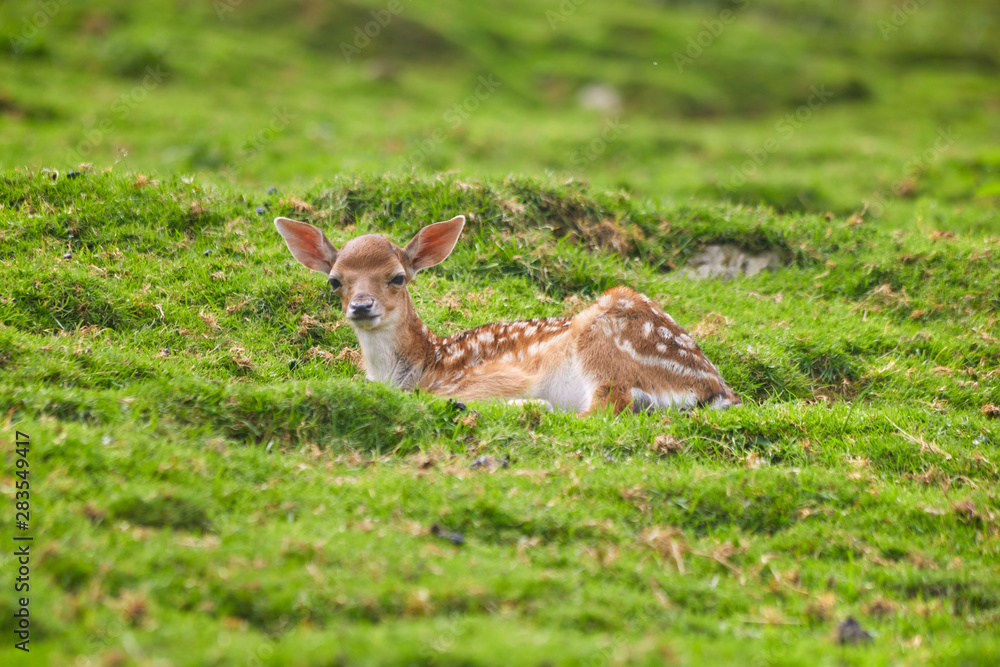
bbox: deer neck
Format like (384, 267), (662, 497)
(350, 293), (439, 390)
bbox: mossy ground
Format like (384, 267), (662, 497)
(2, 0), (999, 665)
(1, 170), (998, 666)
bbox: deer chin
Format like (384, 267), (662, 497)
(347, 314), (383, 330)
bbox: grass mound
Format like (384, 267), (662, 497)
(0, 170), (998, 664)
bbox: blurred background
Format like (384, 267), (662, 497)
(2, 0), (998, 223)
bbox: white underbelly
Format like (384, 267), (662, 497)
(530, 353), (595, 412)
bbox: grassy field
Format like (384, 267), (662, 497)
(2, 0), (999, 215)
(2, 0), (1000, 665)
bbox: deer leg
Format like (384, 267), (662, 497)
(443, 363), (532, 402)
(580, 382), (633, 417)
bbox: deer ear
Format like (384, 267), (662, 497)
(274, 217), (338, 274)
(403, 215), (465, 275)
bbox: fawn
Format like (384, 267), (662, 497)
(274, 214), (740, 414)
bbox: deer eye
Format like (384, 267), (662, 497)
(389, 274), (405, 287)
(328, 277), (342, 290)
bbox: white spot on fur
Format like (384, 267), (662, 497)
(613, 337), (718, 381)
(642, 321), (653, 337)
(630, 387), (697, 411)
(711, 394), (737, 409)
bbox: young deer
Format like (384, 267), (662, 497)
(274, 215), (740, 414)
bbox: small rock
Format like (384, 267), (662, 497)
(682, 244), (784, 281)
(62, 252), (72, 259)
(836, 617), (873, 645)
(67, 171), (81, 179)
(448, 398), (468, 412)
(430, 523), (464, 546)
(577, 83), (622, 113)
(254, 207), (266, 215)
(470, 454), (510, 471)
(267, 187), (278, 195)
(203, 249), (212, 256)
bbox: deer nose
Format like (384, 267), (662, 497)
(348, 296), (376, 318)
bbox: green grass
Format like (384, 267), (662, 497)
(1, 170), (998, 666)
(1, 0), (1000, 664)
(2, 0), (999, 218)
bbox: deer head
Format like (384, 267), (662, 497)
(274, 215), (465, 331)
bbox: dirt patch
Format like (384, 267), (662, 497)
(556, 217), (644, 255)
